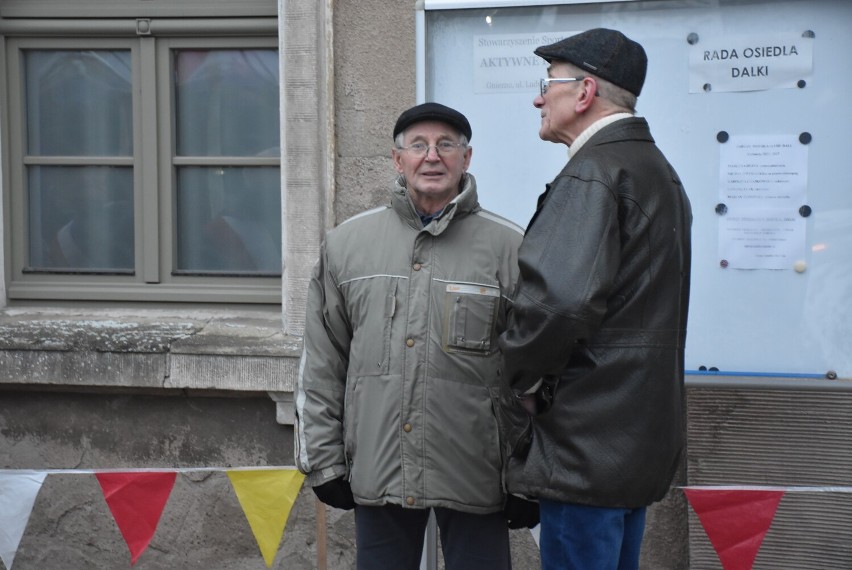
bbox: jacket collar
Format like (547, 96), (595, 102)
(576, 115), (654, 155)
(569, 112), (634, 158)
(391, 173), (480, 235)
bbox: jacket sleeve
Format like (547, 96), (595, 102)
(294, 241), (352, 486)
(498, 172), (620, 394)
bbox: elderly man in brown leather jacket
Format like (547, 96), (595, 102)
(498, 28), (692, 570)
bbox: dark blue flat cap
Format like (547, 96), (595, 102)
(534, 28), (647, 97)
(393, 102), (472, 141)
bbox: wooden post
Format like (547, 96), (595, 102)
(315, 497), (328, 570)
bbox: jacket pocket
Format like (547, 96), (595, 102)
(442, 283), (500, 355)
(377, 279), (398, 375)
(347, 277), (397, 376)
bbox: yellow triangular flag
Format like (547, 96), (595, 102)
(227, 469), (305, 567)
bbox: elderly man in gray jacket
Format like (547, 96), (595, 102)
(295, 103), (536, 570)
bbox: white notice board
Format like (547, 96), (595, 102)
(422, 0), (852, 378)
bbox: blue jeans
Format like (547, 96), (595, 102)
(355, 504), (511, 570)
(539, 499), (646, 570)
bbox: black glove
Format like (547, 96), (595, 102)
(534, 375), (559, 414)
(504, 494), (539, 529)
(312, 477), (356, 510)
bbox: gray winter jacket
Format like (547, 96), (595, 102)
(295, 173), (523, 514)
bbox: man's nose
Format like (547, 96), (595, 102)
(425, 146), (441, 160)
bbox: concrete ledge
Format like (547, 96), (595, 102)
(0, 349), (168, 388)
(269, 390), (295, 424)
(169, 353), (298, 392)
(0, 314), (200, 352)
(0, 307), (302, 423)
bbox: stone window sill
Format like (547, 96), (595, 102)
(0, 306), (302, 424)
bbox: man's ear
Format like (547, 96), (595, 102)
(575, 77), (598, 113)
(392, 148), (404, 174)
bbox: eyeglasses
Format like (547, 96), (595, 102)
(397, 141), (466, 158)
(540, 76), (585, 96)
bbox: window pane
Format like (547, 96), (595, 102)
(176, 166), (281, 275)
(25, 50), (133, 156)
(175, 49), (280, 156)
(27, 166), (134, 272)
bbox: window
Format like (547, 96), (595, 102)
(2, 18), (281, 303)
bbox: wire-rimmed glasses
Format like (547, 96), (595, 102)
(396, 141), (467, 158)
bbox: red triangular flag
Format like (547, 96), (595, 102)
(684, 488), (784, 570)
(96, 471), (177, 565)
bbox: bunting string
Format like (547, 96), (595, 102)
(2, 474), (847, 570)
(0, 467), (304, 569)
(683, 485), (852, 492)
(681, 485), (852, 570)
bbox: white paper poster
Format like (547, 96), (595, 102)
(473, 32), (574, 94)
(719, 134), (808, 208)
(717, 135), (809, 269)
(718, 208), (806, 270)
(689, 33), (813, 93)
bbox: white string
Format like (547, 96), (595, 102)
(682, 485), (852, 493)
(0, 466), (298, 475)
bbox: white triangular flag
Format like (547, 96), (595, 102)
(0, 472), (47, 570)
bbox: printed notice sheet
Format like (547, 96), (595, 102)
(473, 32), (574, 94)
(718, 208), (806, 269)
(718, 135), (808, 269)
(719, 134), (807, 208)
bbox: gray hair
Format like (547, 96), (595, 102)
(595, 77), (637, 112)
(559, 62), (637, 113)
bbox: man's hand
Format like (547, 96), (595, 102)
(517, 394), (537, 414)
(504, 494), (540, 529)
(312, 477), (356, 510)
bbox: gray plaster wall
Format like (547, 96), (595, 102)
(0, 389), (316, 569)
(332, 0), (415, 225)
(0, 388), (541, 569)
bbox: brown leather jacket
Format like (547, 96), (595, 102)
(498, 117), (692, 508)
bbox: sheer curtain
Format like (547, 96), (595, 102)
(174, 49), (281, 275)
(25, 50), (134, 272)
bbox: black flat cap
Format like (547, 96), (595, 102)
(534, 28), (647, 97)
(393, 102), (472, 141)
